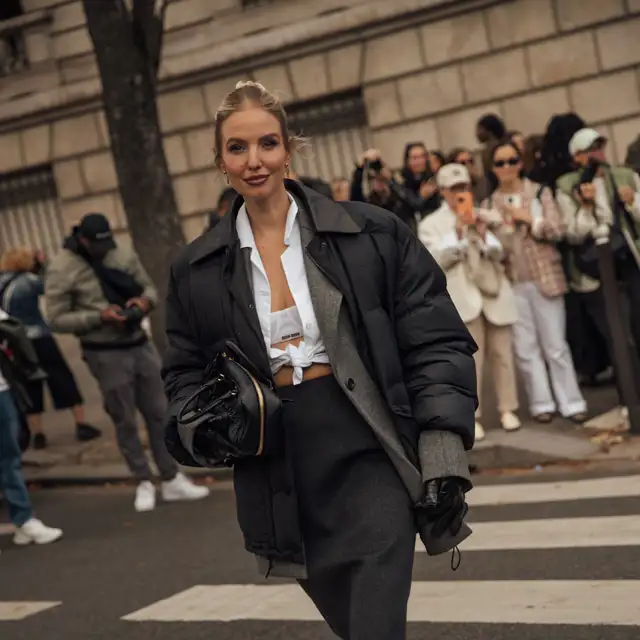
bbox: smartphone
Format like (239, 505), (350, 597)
(455, 192), (475, 224)
(505, 194), (522, 209)
(368, 159), (383, 173)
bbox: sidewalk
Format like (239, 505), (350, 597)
(21, 381), (640, 486)
(20, 407), (227, 486)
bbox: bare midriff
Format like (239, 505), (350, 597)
(273, 362), (333, 387)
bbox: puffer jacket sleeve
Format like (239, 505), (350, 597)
(393, 218), (478, 466)
(160, 261), (208, 467)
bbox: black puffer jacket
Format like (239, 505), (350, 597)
(162, 181), (477, 565)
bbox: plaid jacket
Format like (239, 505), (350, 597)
(481, 179), (568, 298)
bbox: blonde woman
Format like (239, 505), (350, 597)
(0, 247), (100, 448)
(162, 81), (476, 638)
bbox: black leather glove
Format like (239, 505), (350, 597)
(417, 476), (469, 539)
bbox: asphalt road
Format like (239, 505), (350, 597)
(2, 470), (640, 640)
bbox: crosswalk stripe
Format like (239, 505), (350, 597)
(0, 602), (61, 621)
(415, 514), (640, 552)
(468, 475), (640, 506)
(122, 581), (640, 625)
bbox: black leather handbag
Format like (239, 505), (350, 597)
(176, 341), (283, 468)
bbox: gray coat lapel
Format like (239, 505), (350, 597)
(297, 207), (343, 348)
(296, 201), (422, 497)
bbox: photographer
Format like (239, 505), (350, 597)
(350, 149), (407, 220)
(350, 149), (439, 233)
(419, 164), (520, 442)
(557, 128), (640, 371)
(45, 214), (209, 512)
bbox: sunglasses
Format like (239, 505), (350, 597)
(494, 157), (520, 168)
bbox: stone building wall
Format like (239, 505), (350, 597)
(1, 0), (639, 428)
(0, 0), (639, 244)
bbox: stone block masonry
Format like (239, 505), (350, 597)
(2, 0), (640, 241)
(3, 0), (640, 437)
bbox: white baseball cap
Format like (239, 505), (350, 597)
(436, 163), (471, 189)
(569, 128), (607, 156)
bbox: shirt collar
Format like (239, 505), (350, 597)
(236, 193), (299, 250)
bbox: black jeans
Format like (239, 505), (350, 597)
(567, 265), (640, 397)
(565, 290), (610, 380)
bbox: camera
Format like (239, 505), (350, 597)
(368, 159), (383, 173)
(579, 158), (602, 185)
(117, 305), (146, 325)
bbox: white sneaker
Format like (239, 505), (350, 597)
(475, 421), (486, 441)
(161, 472), (210, 503)
(13, 518), (63, 546)
(500, 411), (521, 432)
(134, 481), (156, 512)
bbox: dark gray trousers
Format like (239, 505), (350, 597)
(83, 342), (177, 481)
(280, 376), (416, 639)
(297, 535), (415, 639)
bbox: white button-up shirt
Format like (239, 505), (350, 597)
(236, 195), (329, 385)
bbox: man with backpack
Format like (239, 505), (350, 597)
(45, 214), (210, 512)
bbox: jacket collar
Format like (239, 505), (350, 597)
(190, 179), (362, 264)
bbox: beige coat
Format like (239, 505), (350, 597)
(418, 203), (517, 326)
(44, 242), (157, 348)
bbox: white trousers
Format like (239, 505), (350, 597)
(512, 282), (586, 417)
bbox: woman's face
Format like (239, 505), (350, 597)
(455, 151), (476, 178)
(219, 105), (289, 201)
(492, 144), (522, 185)
(476, 124), (489, 144)
(428, 152), (442, 174)
(406, 145), (427, 175)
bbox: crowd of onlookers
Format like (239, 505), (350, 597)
(1, 106), (639, 551)
(207, 111), (640, 442)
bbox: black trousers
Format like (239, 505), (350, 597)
(565, 290), (611, 379)
(566, 266), (640, 397)
(24, 335), (83, 415)
(280, 376), (416, 640)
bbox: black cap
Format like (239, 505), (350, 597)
(76, 213), (116, 251)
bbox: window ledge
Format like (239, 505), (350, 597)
(0, 10), (52, 37)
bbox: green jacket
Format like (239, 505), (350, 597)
(557, 166), (640, 289)
(557, 165), (639, 232)
(44, 243), (157, 349)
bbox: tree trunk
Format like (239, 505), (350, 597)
(83, 0), (184, 355)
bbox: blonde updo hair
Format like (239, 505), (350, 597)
(213, 81), (303, 168)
